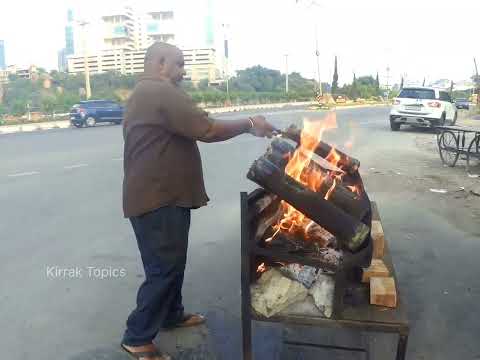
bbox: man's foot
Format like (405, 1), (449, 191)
(121, 343), (171, 360)
(164, 313), (206, 329)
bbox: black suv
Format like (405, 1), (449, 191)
(70, 100), (124, 128)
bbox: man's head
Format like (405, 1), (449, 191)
(144, 42), (186, 85)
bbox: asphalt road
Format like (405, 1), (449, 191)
(1, 106), (479, 360)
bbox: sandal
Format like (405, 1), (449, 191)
(121, 344), (171, 360)
(165, 313), (206, 329)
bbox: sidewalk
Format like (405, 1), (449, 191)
(0, 101), (387, 136)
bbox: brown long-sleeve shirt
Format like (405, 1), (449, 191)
(122, 76), (213, 217)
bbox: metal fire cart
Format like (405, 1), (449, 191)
(240, 192), (410, 360)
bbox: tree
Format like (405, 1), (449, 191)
(348, 73), (359, 100)
(375, 72), (380, 92)
(41, 96), (57, 118)
(400, 77), (404, 89)
(332, 56), (339, 95)
(197, 79), (209, 91)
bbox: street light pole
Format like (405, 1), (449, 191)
(79, 21), (91, 100)
(222, 24), (230, 104)
(474, 57), (479, 105)
(285, 54), (289, 93)
(314, 23), (322, 96)
(297, 1), (322, 96)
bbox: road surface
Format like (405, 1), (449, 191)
(0, 106), (479, 360)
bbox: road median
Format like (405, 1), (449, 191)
(0, 102), (388, 135)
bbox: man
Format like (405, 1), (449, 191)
(121, 42), (276, 360)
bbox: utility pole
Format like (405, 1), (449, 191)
(79, 21), (91, 99)
(285, 54), (289, 93)
(386, 66), (390, 98)
(296, 0), (322, 96)
(222, 24), (230, 104)
(314, 23), (322, 96)
(474, 57), (479, 105)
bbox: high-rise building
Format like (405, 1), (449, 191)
(205, 0), (215, 47)
(65, 9), (75, 55)
(137, 10), (176, 49)
(0, 40), (6, 70)
(100, 5), (176, 52)
(58, 49), (67, 72)
(102, 5), (136, 51)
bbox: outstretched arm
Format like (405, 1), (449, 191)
(199, 115), (277, 143)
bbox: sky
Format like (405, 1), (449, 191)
(0, 0), (479, 86)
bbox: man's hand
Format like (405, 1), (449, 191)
(248, 115), (277, 138)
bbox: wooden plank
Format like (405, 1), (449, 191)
(362, 259), (390, 283)
(370, 277), (397, 308)
(371, 220), (385, 259)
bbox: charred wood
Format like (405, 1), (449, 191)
(247, 157), (370, 252)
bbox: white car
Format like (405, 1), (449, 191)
(389, 87), (457, 131)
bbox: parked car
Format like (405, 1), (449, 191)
(455, 98), (470, 110)
(70, 100), (124, 128)
(389, 87), (457, 131)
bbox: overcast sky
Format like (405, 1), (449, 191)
(1, 0), (479, 85)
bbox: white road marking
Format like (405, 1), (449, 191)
(63, 164), (89, 169)
(112, 158), (123, 161)
(8, 171), (39, 177)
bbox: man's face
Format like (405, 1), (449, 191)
(160, 50), (186, 86)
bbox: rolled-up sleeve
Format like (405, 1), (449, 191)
(158, 83), (213, 140)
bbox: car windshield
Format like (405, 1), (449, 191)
(456, 98), (467, 102)
(398, 88), (436, 100)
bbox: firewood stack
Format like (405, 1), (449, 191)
(246, 122), (397, 316)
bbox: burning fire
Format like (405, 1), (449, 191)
(268, 112), (356, 243)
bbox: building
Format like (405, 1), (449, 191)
(137, 10), (176, 49)
(65, 4), (220, 83)
(98, 5), (176, 52)
(67, 48), (218, 84)
(58, 49), (67, 72)
(0, 69), (8, 84)
(13, 65), (38, 80)
(102, 5), (136, 51)
(65, 9), (75, 55)
(0, 40), (5, 70)
(183, 48), (218, 83)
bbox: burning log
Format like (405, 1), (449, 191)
(264, 139), (368, 220)
(247, 157), (370, 253)
(281, 124), (360, 174)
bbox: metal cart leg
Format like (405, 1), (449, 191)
(395, 334), (409, 360)
(241, 309), (253, 360)
(241, 192), (253, 360)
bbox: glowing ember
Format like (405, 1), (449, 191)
(347, 185), (361, 196)
(257, 262), (267, 273)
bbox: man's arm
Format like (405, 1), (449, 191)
(199, 115), (277, 143)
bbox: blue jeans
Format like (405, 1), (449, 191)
(122, 206), (191, 346)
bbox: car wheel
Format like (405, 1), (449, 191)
(114, 120), (122, 125)
(73, 122), (83, 128)
(440, 113), (446, 126)
(85, 117), (96, 127)
(451, 111), (457, 126)
(390, 119), (400, 131)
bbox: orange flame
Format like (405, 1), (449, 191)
(270, 112), (340, 242)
